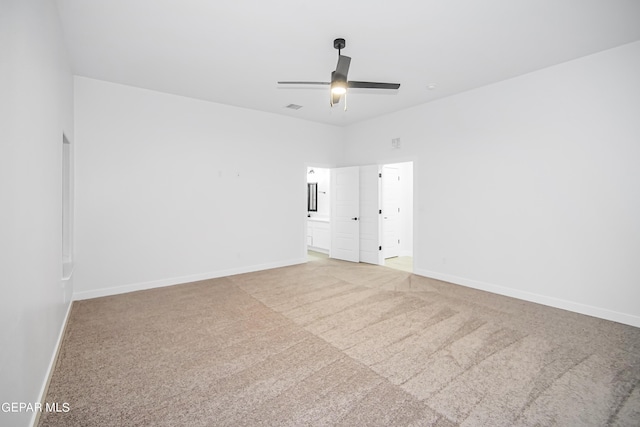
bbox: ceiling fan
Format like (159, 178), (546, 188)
(278, 38), (401, 109)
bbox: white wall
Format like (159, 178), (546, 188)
(73, 77), (343, 298)
(0, 1), (74, 426)
(343, 41), (640, 327)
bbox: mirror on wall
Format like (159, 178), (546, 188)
(307, 182), (318, 212)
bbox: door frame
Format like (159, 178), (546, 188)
(303, 163), (334, 259)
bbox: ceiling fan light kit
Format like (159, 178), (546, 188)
(278, 38), (400, 110)
(330, 77), (347, 95)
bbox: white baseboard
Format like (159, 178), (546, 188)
(72, 258), (308, 301)
(413, 268), (640, 329)
(31, 300), (73, 427)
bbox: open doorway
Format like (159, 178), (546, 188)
(305, 162), (413, 271)
(306, 166), (331, 260)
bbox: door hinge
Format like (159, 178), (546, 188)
(398, 207), (400, 213)
(379, 246), (382, 251)
(398, 176), (400, 181)
(379, 209), (382, 214)
(398, 239), (400, 244)
(378, 173), (382, 178)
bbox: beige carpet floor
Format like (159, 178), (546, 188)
(40, 258), (640, 426)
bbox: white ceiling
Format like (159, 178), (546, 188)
(56, 0), (640, 126)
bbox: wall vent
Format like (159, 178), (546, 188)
(285, 104), (303, 110)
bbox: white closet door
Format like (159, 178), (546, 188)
(330, 166), (360, 263)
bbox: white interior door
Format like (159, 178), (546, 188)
(382, 165), (401, 258)
(359, 165), (382, 265)
(330, 166), (360, 262)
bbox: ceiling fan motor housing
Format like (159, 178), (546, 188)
(333, 38), (346, 50)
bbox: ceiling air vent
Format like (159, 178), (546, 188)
(285, 104), (303, 110)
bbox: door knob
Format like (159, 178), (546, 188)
(351, 217), (358, 220)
